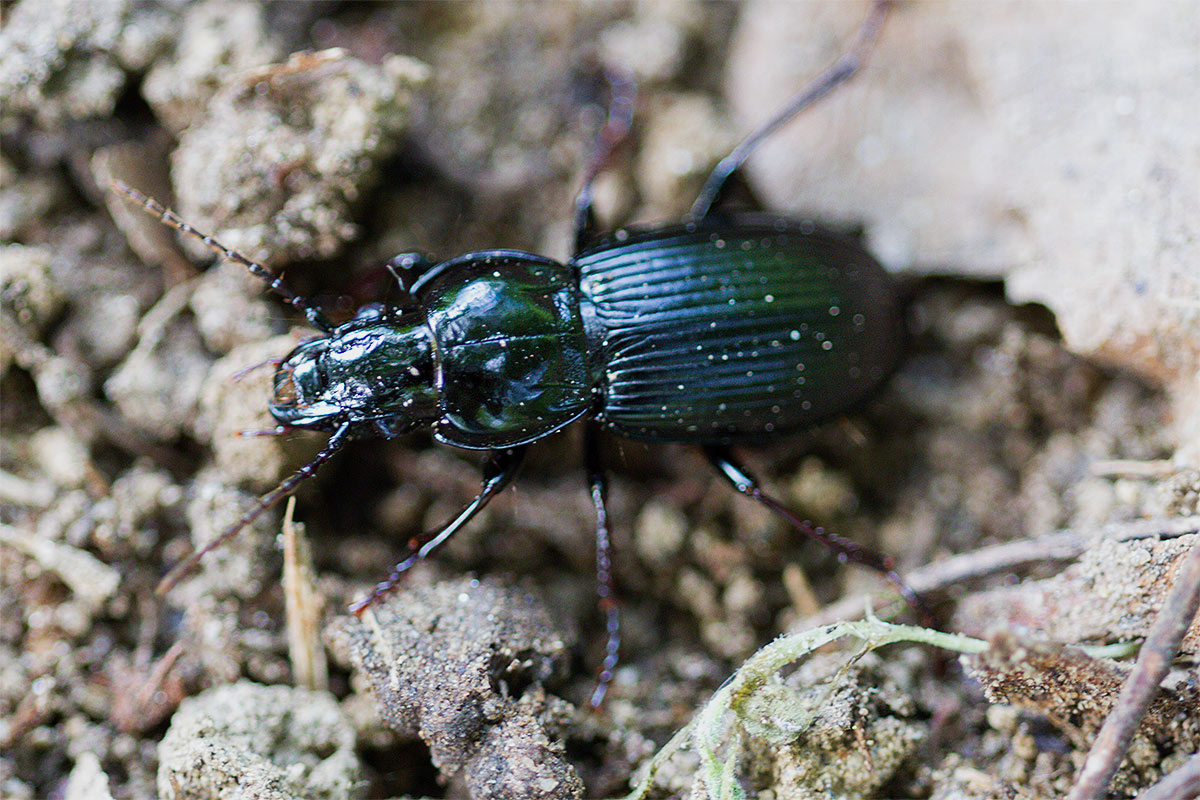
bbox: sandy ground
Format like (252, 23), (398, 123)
(2, 2), (1198, 798)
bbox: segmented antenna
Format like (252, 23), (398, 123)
(156, 421), (352, 596)
(111, 180), (334, 333)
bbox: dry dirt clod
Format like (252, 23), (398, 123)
(169, 48), (429, 268)
(966, 632), (1200, 796)
(753, 651), (927, 800)
(327, 574), (582, 800)
(157, 680), (365, 800)
(953, 533), (1200, 654)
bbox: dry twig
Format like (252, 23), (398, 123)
(1136, 754), (1200, 800)
(806, 515), (1200, 626)
(282, 497), (328, 691)
(1066, 537), (1200, 800)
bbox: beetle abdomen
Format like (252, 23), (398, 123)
(574, 214), (902, 444)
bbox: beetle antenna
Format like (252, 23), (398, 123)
(231, 356), (283, 382)
(236, 426), (293, 438)
(111, 180), (335, 333)
(689, 0), (891, 219)
(156, 421), (352, 596)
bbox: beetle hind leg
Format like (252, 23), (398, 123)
(349, 446), (527, 616)
(703, 444), (927, 618)
(584, 423), (620, 707)
(572, 68), (637, 254)
(689, 0), (891, 220)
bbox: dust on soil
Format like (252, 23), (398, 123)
(2, 2), (1196, 799)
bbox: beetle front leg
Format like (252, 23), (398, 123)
(349, 446), (527, 616)
(702, 444), (927, 617)
(584, 423), (620, 707)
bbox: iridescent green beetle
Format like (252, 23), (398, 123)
(118, 0), (912, 706)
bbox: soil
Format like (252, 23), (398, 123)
(2, 2), (1197, 799)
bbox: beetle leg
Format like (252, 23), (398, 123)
(689, 0), (891, 220)
(572, 67), (637, 253)
(584, 423), (620, 707)
(385, 252), (436, 297)
(702, 444), (928, 616)
(349, 446), (527, 616)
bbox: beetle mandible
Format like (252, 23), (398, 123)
(116, 0), (914, 705)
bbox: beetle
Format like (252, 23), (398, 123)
(116, 0), (913, 704)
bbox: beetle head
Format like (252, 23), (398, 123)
(270, 308), (439, 437)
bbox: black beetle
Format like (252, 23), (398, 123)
(116, 0), (912, 704)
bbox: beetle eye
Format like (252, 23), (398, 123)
(274, 367), (298, 406)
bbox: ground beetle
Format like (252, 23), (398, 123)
(116, 1), (914, 705)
